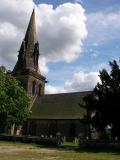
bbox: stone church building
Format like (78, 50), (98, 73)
(13, 9), (90, 140)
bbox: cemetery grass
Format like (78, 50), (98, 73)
(0, 141), (120, 160)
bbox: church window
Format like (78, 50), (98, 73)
(32, 81), (36, 95)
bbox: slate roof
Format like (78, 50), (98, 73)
(29, 91), (91, 120)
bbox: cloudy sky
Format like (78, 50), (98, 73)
(0, 0), (120, 94)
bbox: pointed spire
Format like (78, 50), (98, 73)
(13, 8), (40, 73)
(24, 8), (37, 46)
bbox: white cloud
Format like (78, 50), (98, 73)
(86, 10), (120, 45)
(0, 1), (87, 74)
(0, 0), (34, 67)
(37, 3), (87, 63)
(0, 0), (33, 29)
(64, 71), (100, 92)
(39, 57), (49, 75)
(45, 70), (100, 94)
(45, 84), (66, 94)
(0, 22), (22, 63)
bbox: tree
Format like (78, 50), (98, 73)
(83, 60), (120, 139)
(0, 66), (31, 134)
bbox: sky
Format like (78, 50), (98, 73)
(0, 0), (120, 94)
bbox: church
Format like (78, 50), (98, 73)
(12, 9), (91, 140)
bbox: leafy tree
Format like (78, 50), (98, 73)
(83, 60), (120, 139)
(0, 66), (31, 134)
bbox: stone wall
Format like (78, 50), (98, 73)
(27, 75), (45, 96)
(23, 119), (90, 141)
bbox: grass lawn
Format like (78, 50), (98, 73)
(0, 141), (120, 160)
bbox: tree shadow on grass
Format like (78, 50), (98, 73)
(76, 147), (120, 155)
(33, 142), (78, 151)
(34, 142), (120, 155)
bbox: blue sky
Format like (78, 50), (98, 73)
(0, 0), (120, 93)
(34, 0), (120, 92)
(34, 0), (120, 12)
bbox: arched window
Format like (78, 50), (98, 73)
(32, 81), (36, 95)
(39, 84), (42, 95)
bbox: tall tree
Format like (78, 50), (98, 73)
(83, 60), (120, 139)
(0, 66), (31, 134)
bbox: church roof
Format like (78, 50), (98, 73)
(29, 91), (91, 120)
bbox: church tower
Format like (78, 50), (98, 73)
(13, 9), (46, 97)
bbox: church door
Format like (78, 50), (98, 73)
(70, 123), (76, 138)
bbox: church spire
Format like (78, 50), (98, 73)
(13, 8), (46, 97)
(24, 8), (37, 46)
(13, 8), (40, 73)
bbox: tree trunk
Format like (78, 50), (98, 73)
(10, 124), (15, 135)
